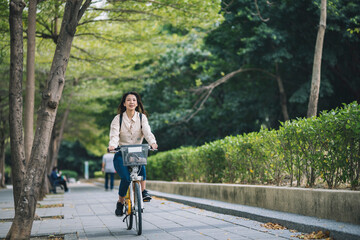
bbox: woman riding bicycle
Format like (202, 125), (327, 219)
(108, 91), (158, 216)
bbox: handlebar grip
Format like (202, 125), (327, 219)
(107, 146), (121, 153)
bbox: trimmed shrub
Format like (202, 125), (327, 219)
(147, 102), (360, 189)
(94, 171), (105, 178)
(61, 170), (78, 180)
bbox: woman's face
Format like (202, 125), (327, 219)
(123, 94), (138, 111)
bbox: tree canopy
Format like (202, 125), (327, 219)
(1, 0), (359, 163)
(127, 0), (359, 151)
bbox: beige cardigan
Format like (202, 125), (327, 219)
(109, 112), (156, 148)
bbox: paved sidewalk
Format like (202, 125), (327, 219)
(1, 182), (359, 240)
(149, 190), (360, 240)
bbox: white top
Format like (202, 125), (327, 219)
(108, 111), (157, 148)
(102, 153), (116, 173)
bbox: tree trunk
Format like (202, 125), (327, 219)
(7, 1), (91, 239)
(38, 123), (59, 199)
(48, 126), (58, 172)
(48, 77), (77, 169)
(307, 0), (327, 118)
(24, 0), (37, 163)
(38, 104), (71, 199)
(38, 173), (48, 200)
(53, 102), (70, 166)
(0, 99), (8, 189)
(37, 124), (59, 199)
(8, 0), (26, 212)
(275, 63), (289, 121)
(7, 0), (28, 238)
(0, 131), (7, 189)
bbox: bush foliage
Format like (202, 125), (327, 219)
(147, 102), (360, 189)
(60, 170), (78, 180)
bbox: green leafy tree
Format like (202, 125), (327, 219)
(8, 0), (91, 238)
(69, 1), (223, 153)
(132, 0), (360, 153)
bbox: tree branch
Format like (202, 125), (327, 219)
(108, 0), (185, 11)
(194, 67), (276, 94)
(252, 0), (270, 22)
(222, 0), (234, 14)
(78, 17), (151, 25)
(36, 16), (57, 43)
(78, 0), (92, 22)
(183, 67), (277, 122)
(90, 7), (161, 17)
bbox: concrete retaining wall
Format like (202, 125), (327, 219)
(147, 181), (360, 225)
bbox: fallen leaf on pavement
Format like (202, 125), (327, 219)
(261, 222), (287, 230)
(294, 230), (332, 240)
(37, 203), (64, 208)
(152, 196), (168, 201)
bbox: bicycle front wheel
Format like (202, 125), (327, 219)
(125, 198), (133, 230)
(134, 182), (142, 235)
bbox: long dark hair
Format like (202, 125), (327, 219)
(117, 91), (147, 116)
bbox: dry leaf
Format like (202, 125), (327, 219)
(37, 203), (64, 208)
(261, 222), (287, 230)
(294, 230), (332, 240)
(152, 196), (168, 201)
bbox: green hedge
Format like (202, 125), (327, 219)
(94, 171), (105, 178)
(94, 171), (120, 179)
(61, 170), (78, 180)
(147, 102), (360, 189)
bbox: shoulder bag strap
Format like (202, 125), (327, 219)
(119, 113), (122, 131)
(140, 113), (142, 129)
(119, 112), (142, 131)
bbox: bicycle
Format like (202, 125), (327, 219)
(112, 144), (156, 235)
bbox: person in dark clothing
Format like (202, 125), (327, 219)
(50, 167), (69, 192)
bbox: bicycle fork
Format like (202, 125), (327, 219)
(131, 181), (144, 211)
(129, 167), (144, 211)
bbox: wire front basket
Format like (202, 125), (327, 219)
(120, 144), (149, 166)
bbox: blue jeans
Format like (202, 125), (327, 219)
(104, 172), (114, 190)
(113, 152), (146, 197)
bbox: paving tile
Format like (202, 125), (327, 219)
(2, 183), (356, 240)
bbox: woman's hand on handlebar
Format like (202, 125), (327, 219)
(151, 143), (158, 150)
(108, 146), (116, 152)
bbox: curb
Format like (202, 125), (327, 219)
(149, 190), (360, 240)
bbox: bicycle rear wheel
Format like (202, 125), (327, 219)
(134, 182), (142, 235)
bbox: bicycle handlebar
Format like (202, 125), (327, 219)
(108, 145), (157, 153)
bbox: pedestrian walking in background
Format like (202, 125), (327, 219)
(102, 152), (116, 191)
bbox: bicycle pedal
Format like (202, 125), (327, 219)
(143, 199), (151, 202)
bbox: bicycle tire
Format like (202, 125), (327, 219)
(125, 199), (133, 230)
(134, 182), (142, 235)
